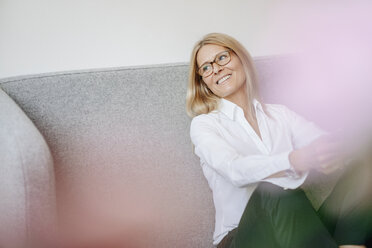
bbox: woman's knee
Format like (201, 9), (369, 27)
(253, 182), (309, 209)
(255, 182), (303, 198)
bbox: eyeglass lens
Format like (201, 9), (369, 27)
(199, 51), (231, 77)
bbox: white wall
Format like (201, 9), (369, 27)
(0, 0), (294, 78)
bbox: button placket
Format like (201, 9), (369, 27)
(257, 110), (272, 154)
(236, 109), (269, 155)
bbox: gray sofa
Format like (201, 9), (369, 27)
(0, 57), (338, 248)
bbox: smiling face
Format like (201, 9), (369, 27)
(196, 44), (246, 100)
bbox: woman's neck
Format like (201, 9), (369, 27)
(224, 90), (261, 140)
(224, 89), (253, 118)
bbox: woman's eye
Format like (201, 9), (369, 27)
(202, 64), (211, 72)
(219, 55), (227, 60)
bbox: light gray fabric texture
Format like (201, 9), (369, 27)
(0, 58), (340, 247)
(0, 88), (56, 248)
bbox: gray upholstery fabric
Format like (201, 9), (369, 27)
(0, 58), (339, 247)
(0, 88), (56, 248)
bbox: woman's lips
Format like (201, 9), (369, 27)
(217, 74), (231, 85)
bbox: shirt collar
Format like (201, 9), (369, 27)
(219, 98), (263, 121)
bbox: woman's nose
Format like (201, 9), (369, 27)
(212, 62), (223, 74)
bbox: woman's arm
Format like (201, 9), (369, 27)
(289, 135), (345, 174)
(190, 115), (294, 188)
(281, 105), (345, 174)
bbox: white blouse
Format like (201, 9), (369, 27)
(189, 98), (326, 246)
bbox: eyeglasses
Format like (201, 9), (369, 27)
(197, 50), (231, 77)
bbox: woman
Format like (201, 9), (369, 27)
(186, 33), (372, 248)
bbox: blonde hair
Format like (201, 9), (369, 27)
(186, 33), (270, 120)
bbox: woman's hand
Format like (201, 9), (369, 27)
(316, 159), (344, 175)
(289, 135), (345, 174)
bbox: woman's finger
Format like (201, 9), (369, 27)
(317, 152), (342, 164)
(316, 160), (344, 174)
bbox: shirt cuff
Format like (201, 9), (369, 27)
(262, 151), (308, 189)
(262, 171), (308, 190)
(277, 150), (293, 171)
(286, 158), (301, 179)
(277, 150), (301, 179)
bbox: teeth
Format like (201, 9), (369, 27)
(217, 75), (231, 85)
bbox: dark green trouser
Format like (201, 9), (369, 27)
(217, 161), (372, 248)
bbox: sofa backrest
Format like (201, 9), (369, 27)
(0, 58), (337, 247)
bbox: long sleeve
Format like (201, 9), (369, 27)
(190, 115), (292, 188)
(259, 105), (327, 188)
(281, 105), (328, 149)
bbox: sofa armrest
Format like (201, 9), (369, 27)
(0, 88), (57, 248)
